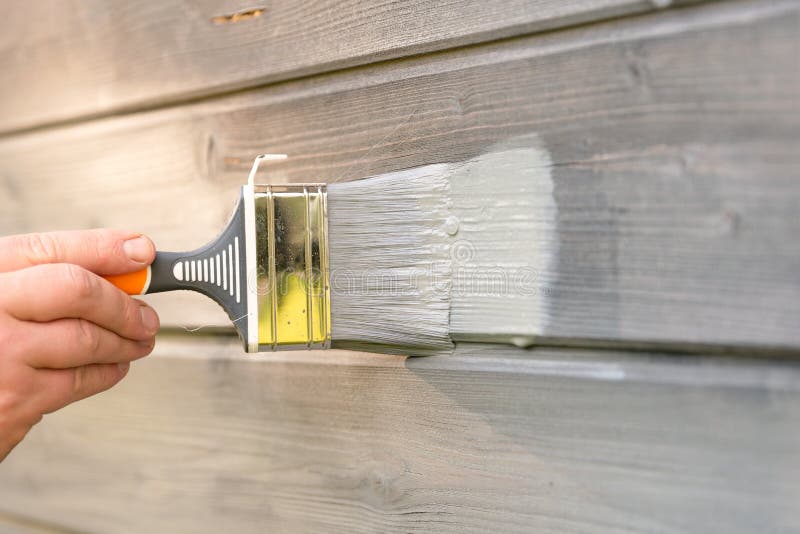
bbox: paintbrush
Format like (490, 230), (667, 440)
(106, 140), (550, 355)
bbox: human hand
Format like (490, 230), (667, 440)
(0, 230), (160, 461)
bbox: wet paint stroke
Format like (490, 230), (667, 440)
(448, 135), (558, 346)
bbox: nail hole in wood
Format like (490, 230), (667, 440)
(211, 8), (265, 25)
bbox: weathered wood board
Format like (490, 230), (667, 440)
(0, 0), (693, 134)
(0, 0), (797, 348)
(0, 338), (798, 533)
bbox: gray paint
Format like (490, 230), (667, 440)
(448, 135), (558, 343)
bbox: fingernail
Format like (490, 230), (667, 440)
(140, 305), (160, 334)
(123, 236), (153, 264)
(117, 362), (130, 374)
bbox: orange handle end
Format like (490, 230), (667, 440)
(104, 266), (151, 295)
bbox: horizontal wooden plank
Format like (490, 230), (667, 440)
(1, 338), (798, 533)
(0, 0), (689, 134)
(0, 0), (798, 349)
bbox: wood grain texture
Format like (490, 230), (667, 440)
(0, 0), (694, 135)
(0, 514), (77, 534)
(0, 0), (798, 349)
(0, 338), (798, 533)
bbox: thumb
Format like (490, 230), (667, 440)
(0, 230), (155, 275)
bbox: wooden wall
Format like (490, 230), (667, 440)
(0, 0), (798, 532)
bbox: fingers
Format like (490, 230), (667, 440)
(0, 229), (158, 437)
(0, 264), (160, 341)
(34, 363), (131, 414)
(17, 318), (155, 369)
(0, 420), (38, 462)
(0, 229), (155, 275)
(0, 362), (44, 462)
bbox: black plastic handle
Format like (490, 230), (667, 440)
(144, 193), (250, 341)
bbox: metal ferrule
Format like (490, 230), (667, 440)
(249, 183), (331, 351)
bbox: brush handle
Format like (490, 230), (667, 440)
(103, 191), (251, 347)
(104, 251), (204, 295)
(104, 242), (247, 320)
(104, 239), (247, 311)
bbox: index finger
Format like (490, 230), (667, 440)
(0, 229), (155, 275)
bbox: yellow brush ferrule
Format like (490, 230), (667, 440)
(251, 184), (331, 351)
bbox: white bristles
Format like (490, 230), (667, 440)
(327, 165), (454, 354)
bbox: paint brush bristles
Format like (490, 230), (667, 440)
(324, 136), (553, 355)
(327, 165), (454, 354)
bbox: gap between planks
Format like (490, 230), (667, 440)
(150, 333), (800, 390)
(156, 326), (800, 361)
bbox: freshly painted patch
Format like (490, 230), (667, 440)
(448, 135), (557, 343)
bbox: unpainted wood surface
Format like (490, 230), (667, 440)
(0, 338), (798, 533)
(0, 0), (797, 349)
(0, 0), (689, 134)
(0, 514), (75, 534)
